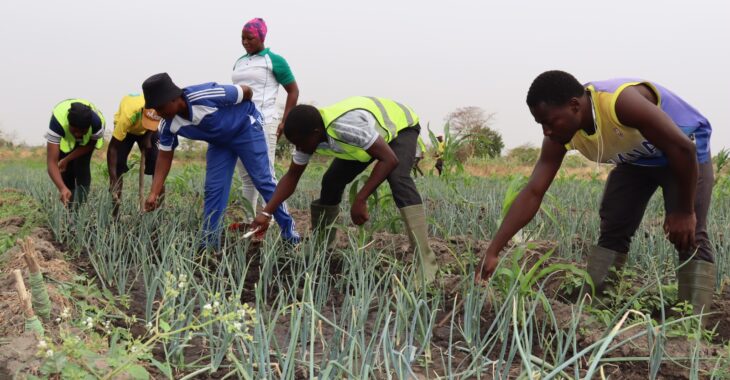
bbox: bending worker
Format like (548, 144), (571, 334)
(250, 96), (439, 286)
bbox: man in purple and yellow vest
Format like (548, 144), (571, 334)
(477, 70), (715, 318)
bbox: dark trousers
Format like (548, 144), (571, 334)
(60, 148), (93, 204)
(319, 126), (423, 208)
(598, 162), (715, 262)
(116, 131), (159, 176)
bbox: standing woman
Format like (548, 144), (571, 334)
(232, 17), (299, 227)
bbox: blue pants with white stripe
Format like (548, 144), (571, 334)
(202, 120), (299, 248)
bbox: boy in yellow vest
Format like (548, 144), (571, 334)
(107, 94), (162, 215)
(45, 100), (105, 206)
(250, 97), (439, 286)
(434, 135), (445, 176)
(476, 71), (715, 316)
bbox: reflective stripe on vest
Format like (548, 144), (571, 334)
(52, 99), (105, 153)
(317, 96), (419, 162)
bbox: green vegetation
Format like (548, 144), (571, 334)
(0, 148), (728, 378)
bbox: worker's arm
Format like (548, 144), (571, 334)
(107, 137), (122, 190)
(350, 136), (399, 225)
(239, 85), (253, 101)
(251, 161), (308, 232)
(476, 137), (566, 282)
(277, 82), (300, 140)
(46, 143), (72, 205)
(58, 143), (95, 172)
(144, 149), (173, 211)
(615, 84), (698, 252)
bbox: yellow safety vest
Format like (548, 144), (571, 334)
(317, 96), (419, 162)
(52, 99), (105, 153)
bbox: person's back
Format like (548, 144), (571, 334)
(158, 82), (260, 150)
(568, 78), (711, 166)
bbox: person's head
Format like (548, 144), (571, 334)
(241, 18), (267, 54)
(283, 104), (325, 154)
(142, 73), (185, 119)
(526, 70), (588, 144)
(67, 102), (93, 138)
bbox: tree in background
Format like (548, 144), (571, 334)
(445, 106), (504, 159)
(506, 143), (541, 165)
(0, 127), (17, 148)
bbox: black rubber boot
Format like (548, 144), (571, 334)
(677, 259), (716, 324)
(579, 245), (627, 300)
(310, 200), (340, 248)
(399, 204), (438, 288)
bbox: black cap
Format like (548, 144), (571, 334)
(67, 102), (93, 129)
(142, 73), (183, 109)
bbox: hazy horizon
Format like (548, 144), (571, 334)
(1, 0), (727, 154)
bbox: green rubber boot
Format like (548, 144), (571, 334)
(677, 260), (716, 322)
(399, 204), (439, 287)
(580, 245), (627, 300)
(310, 200), (340, 248)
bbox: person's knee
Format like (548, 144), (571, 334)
(144, 160), (156, 176)
(319, 172), (347, 204)
(204, 181), (226, 198)
(679, 250), (714, 263)
(321, 169), (341, 188)
(318, 174), (345, 205)
(388, 183), (421, 209)
(318, 189), (343, 205)
(679, 234), (715, 263)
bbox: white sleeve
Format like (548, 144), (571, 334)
(292, 150), (311, 165)
(45, 130), (62, 144)
(329, 110), (379, 150)
(234, 85), (244, 104)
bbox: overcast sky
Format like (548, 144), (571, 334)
(1, 0), (727, 154)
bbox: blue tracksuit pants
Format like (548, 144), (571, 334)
(202, 119), (298, 247)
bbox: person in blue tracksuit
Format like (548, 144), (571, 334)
(141, 72), (299, 247)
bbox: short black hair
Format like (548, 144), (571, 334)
(67, 102), (93, 129)
(284, 104), (323, 143)
(526, 70), (584, 108)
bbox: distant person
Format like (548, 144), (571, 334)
(250, 97), (439, 286)
(434, 135), (444, 176)
(45, 100), (105, 206)
(107, 94), (162, 216)
(476, 71), (715, 317)
(141, 73), (299, 248)
(232, 17), (299, 228)
(412, 136), (426, 177)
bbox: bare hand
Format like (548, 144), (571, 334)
(59, 188), (73, 205)
(664, 212), (697, 252)
(58, 158), (69, 173)
(144, 193), (160, 212)
(350, 199), (369, 225)
(250, 213), (272, 237)
(475, 252), (499, 284)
